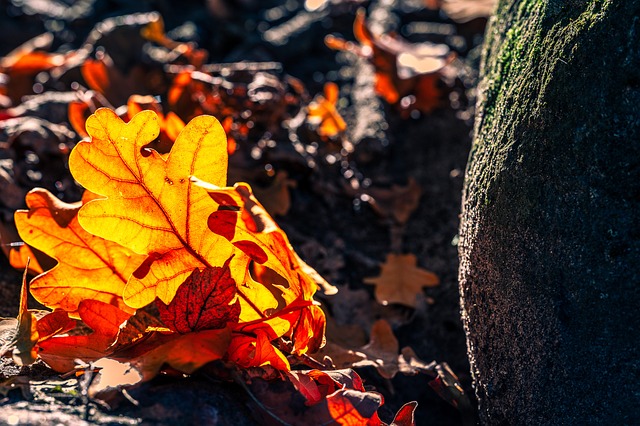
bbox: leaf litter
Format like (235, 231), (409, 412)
(0, 1), (485, 424)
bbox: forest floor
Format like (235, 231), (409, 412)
(0, 1), (487, 425)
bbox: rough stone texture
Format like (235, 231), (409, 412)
(459, 0), (640, 424)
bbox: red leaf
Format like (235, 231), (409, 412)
(390, 401), (418, 426)
(78, 300), (131, 341)
(227, 330), (290, 371)
(36, 311), (76, 342)
(156, 260), (240, 334)
(325, 388), (383, 425)
(207, 210), (238, 240)
(233, 240), (268, 264)
(287, 371), (322, 405)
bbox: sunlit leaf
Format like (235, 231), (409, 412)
(68, 108), (230, 309)
(156, 259), (240, 334)
(14, 188), (144, 315)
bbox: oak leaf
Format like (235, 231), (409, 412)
(156, 259), (240, 334)
(68, 108), (232, 309)
(354, 319), (399, 379)
(14, 188), (144, 315)
(364, 253), (439, 308)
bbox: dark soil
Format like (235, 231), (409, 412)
(0, 1), (484, 424)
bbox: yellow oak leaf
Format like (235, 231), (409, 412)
(68, 108), (233, 309)
(363, 253), (439, 308)
(14, 188), (144, 315)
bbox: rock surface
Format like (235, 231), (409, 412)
(459, 1), (640, 424)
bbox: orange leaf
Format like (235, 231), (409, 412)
(36, 310), (75, 342)
(307, 82), (347, 139)
(227, 330), (290, 371)
(88, 328), (230, 397)
(8, 243), (44, 276)
(81, 58), (111, 96)
(37, 300), (131, 372)
(38, 334), (115, 373)
(164, 111), (186, 141)
(14, 188), (144, 315)
(156, 259), (240, 334)
(324, 388), (383, 426)
(78, 299), (131, 341)
(68, 100), (91, 138)
(363, 253), (439, 308)
(68, 108), (231, 309)
(129, 328), (231, 379)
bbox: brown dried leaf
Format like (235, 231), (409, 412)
(364, 253), (439, 308)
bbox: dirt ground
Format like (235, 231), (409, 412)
(0, 1), (485, 424)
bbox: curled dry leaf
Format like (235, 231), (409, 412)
(391, 401), (418, 426)
(14, 188), (144, 315)
(0, 265), (39, 366)
(364, 253), (439, 308)
(354, 319), (399, 379)
(326, 8), (454, 113)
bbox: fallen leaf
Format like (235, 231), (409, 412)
(227, 329), (290, 371)
(354, 319), (399, 379)
(14, 188), (144, 315)
(66, 108), (323, 371)
(12, 264), (39, 365)
(126, 328), (231, 379)
(252, 171), (296, 217)
(326, 8), (454, 114)
(320, 388), (383, 426)
(307, 82), (347, 139)
(68, 108), (231, 309)
(36, 310), (76, 342)
(37, 300), (132, 372)
(364, 253), (439, 308)
(88, 327), (231, 398)
(390, 401), (418, 426)
(156, 259), (241, 334)
(367, 178), (422, 225)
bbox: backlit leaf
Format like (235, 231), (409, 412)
(14, 188), (144, 315)
(390, 401), (418, 426)
(68, 108), (230, 309)
(37, 300), (132, 372)
(156, 259), (240, 334)
(307, 82), (347, 139)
